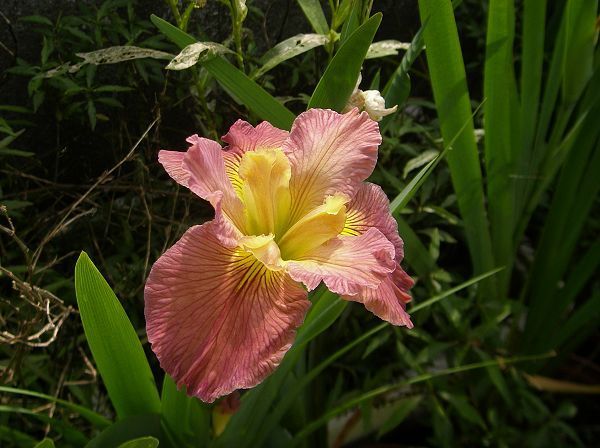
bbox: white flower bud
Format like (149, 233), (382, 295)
(343, 73), (397, 121)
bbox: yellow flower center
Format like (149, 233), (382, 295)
(236, 148), (347, 261)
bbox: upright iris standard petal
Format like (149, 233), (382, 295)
(283, 108), (381, 222)
(146, 108), (414, 403)
(222, 120), (289, 197)
(145, 221), (310, 403)
(238, 148), (291, 236)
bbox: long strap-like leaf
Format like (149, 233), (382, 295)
(417, 0), (495, 301)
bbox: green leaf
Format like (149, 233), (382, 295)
(161, 375), (210, 447)
(366, 40), (410, 59)
(0, 405), (87, 445)
(417, 0), (495, 301)
(562, 0), (597, 103)
(395, 216), (437, 280)
(87, 414), (162, 448)
(150, 14), (296, 130)
(381, 24), (426, 131)
(34, 439), (56, 448)
(0, 386), (110, 428)
(376, 395), (422, 439)
(253, 34), (329, 79)
(203, 57), (296, 130)
(117, 436), (160, 448)
(308, 13), (382, 111)
(20, 15), (53, 26)
(403, 149), (439, 179)
(446, 394), (486, 429)
(296, 0), (329, 35)
(166, 42), (233, 70)
(339, 0), (360, 45)
(74, 252), (161, 419)
(94, 85), (135, 93)
(483, 0), (518, 297)
(291, 352), (552, 444)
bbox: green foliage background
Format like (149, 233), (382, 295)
(0, 0), (598, 446)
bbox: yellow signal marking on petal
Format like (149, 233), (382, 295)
(341, 209), (367, 236)
(224, 154), (244, 197)
(240, 234), (284, 271)
(278, 193), (349, 260)
(238, 148), (292, 236)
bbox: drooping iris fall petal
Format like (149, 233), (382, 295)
(145, 221), (310, 403)
(146, 108), (413, 403)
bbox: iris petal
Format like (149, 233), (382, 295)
(283, 108), (381, 222)
(145, 220), (310, 403)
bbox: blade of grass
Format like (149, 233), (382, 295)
(161, 375), (210, 447)
(150, 15), (296, 129)
(380, 22), (426, 131)
(291, 352), (554, 444)
(395, 216), (436, 281)
(308, 13), (382, 111)
(86, 414), (162, 448)
(389, 99), (485, 215)
(297, 0), (329, 35)
(518, 0), (546, 167)
(483, 0), (518, 298)
(417, 0), (495, 301)
(522, 109), (600, 354)
(0, 386), (111, 428)
(339, 0), (360, 45)
(75, 252), (161, 419)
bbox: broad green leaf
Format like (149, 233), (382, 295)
(308, 13), (382, 111)
(253, 33), (329, 79)
(75, 252), (161, 419)
(20, 15), (53, 26)
(77, 46), (173, 65)
(562, 0), (597, 103)
(34, 438), (56, 448)
(417, 0), (495, 301)
(150, 15), (196, 48)
(161, 375), (210, 447)
(518, 0), (546, 174)
(366, 40), (410, 59)
(333, 0), (357, 31)
(339, 0), (360, 45)
(117, 437), (160, 448)
(297, 0), (329, 34)
(483, 0), (518, 297)
(150, 15), (296, 130)
(87, 414), (162, 448)
(203, 57), (296, 130)
(0, 386), (110, 428)
(166, 42), (233, 70)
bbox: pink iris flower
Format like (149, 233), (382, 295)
(145, 108), (414, 403)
